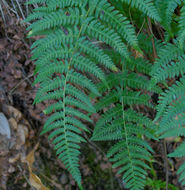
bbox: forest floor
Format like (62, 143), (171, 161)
(0, 8), (183, 190)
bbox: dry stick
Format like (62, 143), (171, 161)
(163, 140), (169, 190)
(155, 24), (164, 41)
(2, 0), (11, 15)
(109, 167), (114, 190)
(0, 3), (6, 24)
(40, 173), (64, 190)
(17, 165), (36, 190)
(26, 0), (29, 17)
(15, 0), (25, 20)
(83, 132), (122, 190)
(9, 73), (34, 95)
(137, 18), (146, 37)
(147, 17), (157, 61)
(10, 0), (19, 19)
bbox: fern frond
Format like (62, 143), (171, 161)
(118, 0), (161, 22)
(44, 0), (88, 11)
(153, 55), (185, 83)
(96, 72), (161, 96)
(82, 19), (130, 60)
(92, 0), (139, 50)
(27, 8), (83, 36)
(154, 76), (185, 121)
(155, 0), (181, 35)
(92, 70), (155, 190)
(151, 42), (184, 78)
(27, 0), (185, 188)
(27, 0), (132, 185)
(26, 0), (48, 4)
(177, 161), (185, 186)
(178, 2), (185, 47)
(151, 36), (185, 187)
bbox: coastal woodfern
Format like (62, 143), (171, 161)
(26, 0), (185, 189)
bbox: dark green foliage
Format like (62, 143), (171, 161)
(27, 0), (185, 189)
(92, 72), (156, 189)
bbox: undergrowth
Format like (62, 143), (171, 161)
(26, 0), (185, 189)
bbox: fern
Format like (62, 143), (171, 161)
(155, 0), (181, 37)
(91, 70), (157, 189)
(27, 0), (185, 189)
(117, 0), (161, 22)
(151, 28), (185, 187)
(26, 0), (142, 187)
(178, 1), (185, 47)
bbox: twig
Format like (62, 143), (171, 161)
(10, 0), (19, 19)
(17, 164), (36, 190)
(163, 140), (169, 190)
(9, 73), (34, 95)
(40, 173), (64, 190)
(147, 17), (157, 61)
(109, 167), (114, 190)
(15, 0), (25, 20)
(21, 67), (33, 86)
(0, 3), (6, 25)
(137, 18), (146, 37)
(83, 132), (123, 189)
(83, 132), (105, 155)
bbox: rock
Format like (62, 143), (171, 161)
(0, 113), (11, 139)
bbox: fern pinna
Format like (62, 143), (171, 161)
(27, 0), (185, 189)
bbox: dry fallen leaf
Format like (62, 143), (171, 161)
(26, 143), (50, 190)
(9, 153), (21, 164)
(16, 124), (28, 149)
(6, 106), (22, 122)
(8, 118), (18, 131)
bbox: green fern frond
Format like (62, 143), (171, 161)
(154, 76), (185, 121)
(118, 0), (161, 22)
(27, 8), (84, 36)
(138, 33), (163, 56)
(177, 161), (185, 186)
(151, 35), (185, 187)
(82, 19), (130, 60)
(178, 2), (185, 47)
(27, 0), (185, 188)
(92, 69), (155, 189)
(44, 0), (88, 11)
(26, 0), (48, 4)
(96, 72), (161, 96)
(151, 42), (184, 78)
(155, 0), (181, 36)
(92, 0), (139, 50)
(27, 0), (132, 186)
(153, 55), (185, 83)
